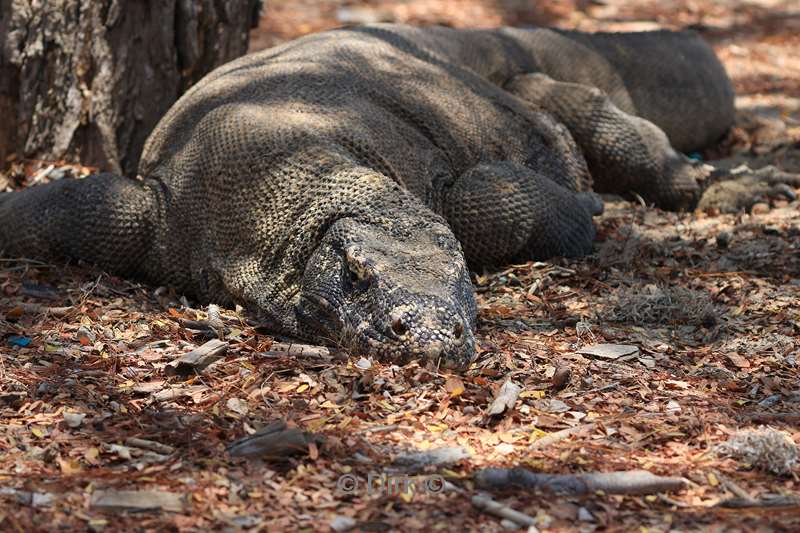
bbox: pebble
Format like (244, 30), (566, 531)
(716, 230), (732, 248)
(330, 515), (357, 532)
(63, 412), (86, 428)
(757, 394), (781, 408)
(578, 507), (595, 522)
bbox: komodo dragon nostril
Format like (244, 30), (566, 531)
(391, 317), (408, 336)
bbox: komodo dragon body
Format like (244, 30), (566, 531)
(2, 24), (797, 369)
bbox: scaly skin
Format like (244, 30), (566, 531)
(3, 24), (798, 369)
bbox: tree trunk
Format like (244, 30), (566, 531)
(0, 0), (261, 176)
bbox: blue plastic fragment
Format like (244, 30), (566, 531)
(688, 152), (703, 161)
(8, 335), (32, 347)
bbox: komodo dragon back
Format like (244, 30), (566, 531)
(1, 24), (748, 370)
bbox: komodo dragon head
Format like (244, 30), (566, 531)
(295, 217), (477, 369)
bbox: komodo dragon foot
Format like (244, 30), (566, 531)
(697, 164), (800, 213)
(505, 73), (799, 214)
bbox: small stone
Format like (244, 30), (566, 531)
(751, 202), (770, 215)
(330, 515), (357, 533)
(638, 356), (657, 369)
(32, 492), (55, 507)
(551, 365), (571, 390)
(535, 399), (570, 413)
(665, 400), (681, 414)
(355, 357), (372, 370)
(496, 443), (516, 455)
(63, 412), (86, 428)
(757, 394), (781, 408)
(577, 344), (639, 360)
(292, 398), (308, 410)
(716, 230), (732, 248)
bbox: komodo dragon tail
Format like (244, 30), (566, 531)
(0, 173), (158, 278)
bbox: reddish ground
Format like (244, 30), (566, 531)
(1, 1), (799, 531)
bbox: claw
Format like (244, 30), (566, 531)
(698, 163), (800, 213)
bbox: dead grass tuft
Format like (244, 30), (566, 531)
(606, 283), (719, 327)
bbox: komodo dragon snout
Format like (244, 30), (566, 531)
(295, 218), (477, 369)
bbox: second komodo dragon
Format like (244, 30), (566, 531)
(2, 24), (798, 369)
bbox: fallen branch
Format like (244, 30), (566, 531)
(740, 412), (800, 424)
(227, 420), (321, 459)
(392, 446), (471, 472)
(258, 342), (333, 360)
(658, 494), (690, 508)
(438, 481), (538, 529)
(15, 302), (73, 317)
(471, 493), (537, 528)
(475, 468), (687, 495)
(21, 281), (61, 300)
(716, 495), (800, 510)
(715, 471), (753, 502)
(124, 437), (175, 455)
(363, 424), (400, 433)
(165, 339), (228, 376)
(90, 490), (187, 513)
(587, 381), (621, 394)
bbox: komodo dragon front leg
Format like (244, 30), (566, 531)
(440, 160), (602, 269)
(506, 73), (800, 212)
(0, 173), (161, 279)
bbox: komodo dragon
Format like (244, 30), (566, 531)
(2, 24), (799, 370)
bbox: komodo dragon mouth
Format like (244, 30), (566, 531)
(294, 218), (477, 370)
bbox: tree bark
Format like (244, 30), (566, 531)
(0, 0), (261, 176)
